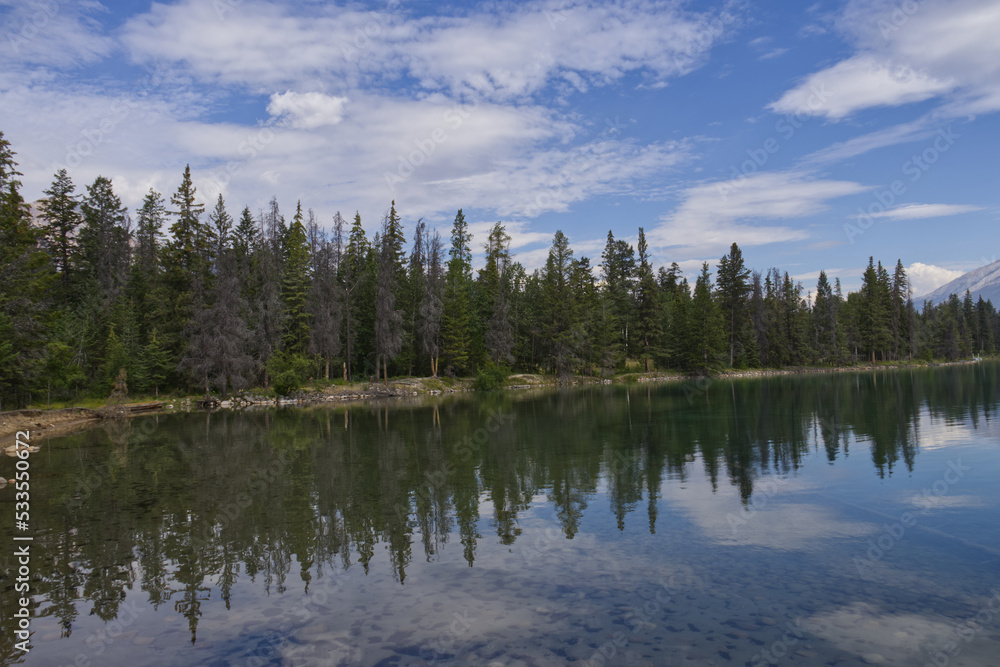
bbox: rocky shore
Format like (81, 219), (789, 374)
(1, 358), (987, 439)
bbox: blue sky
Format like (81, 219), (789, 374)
(3, 0), (999, 295)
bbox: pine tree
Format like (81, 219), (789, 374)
(633, 228), (663, 371)
(660, 263), (687, 369)
(600, 230), (636, 361)
(976, 297), (995, 355)
(166, 165), (208, 279)
(375, 201), (405, 382)
(207, 194), (233, 272)
(281, 201), (312, 354)
(79, 176), (131, 304)
(420, 228), (445, 377)
(441, 209), (473, 374)
(134, 189), (166, 278)
(812, 271), (840, 364)
(781, 272), (811, 364)
(341, 212), (374, 380)
(481, 221), (515, 365)
(541, 230), (581, 378)
(233, 206), (258, 262)
(40, 168), (81, 298)
(716, 242), (752, 367)
(686, 263), (723, 371)
(179, 251), (253, 397)
(141, 329), (171, 398)
(161, 165), (208, 362)
(859, 257), (891, 362)
(307, 211), (343, 380)
(570, 255), (598, 373)
(245, 206), (286, 386)
(0, 132), (54, 407)
(890, 260), (910, 360)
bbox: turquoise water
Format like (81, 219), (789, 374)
(2, 363), (1000, 665)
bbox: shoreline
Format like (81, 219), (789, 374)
(0, 358), (988, 441)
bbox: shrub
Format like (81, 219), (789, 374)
(266, 351), (312, 396)
(475, 361), (509, 391)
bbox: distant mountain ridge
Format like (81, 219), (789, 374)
(920, 259), (1000, 305)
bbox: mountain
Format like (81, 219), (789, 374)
(920, 259), (1000, 305)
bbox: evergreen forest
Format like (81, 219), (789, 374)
(1, 131), (997, 407)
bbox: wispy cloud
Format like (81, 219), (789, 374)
(121, 0), (738, 100)
(651, 171), (867, 256)
(858, 203), (984, 221)
(771, 0), (1000, 119)
(2, 0), (114, 68)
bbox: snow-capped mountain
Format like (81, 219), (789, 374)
(919, 259), (1000, 305)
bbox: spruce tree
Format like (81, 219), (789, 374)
(375, 202), (405, 381)
(79, 176), (131, 304)
(716, 242), (752, 367)
(281, 202), (312, 354)
(207, 194), (233, 272)
(812, 271), (840, 364)
(0, 132), (53, 407)
(341, 212), (374, 379)
(161, 165), (208, 362)
(135, 189), (166, 275)
(441, 209), (473, 374)
(166, 165), (208, 279)
(633, 228), (663, 372)
(40, 168), (81, 298)
(481, 221), (515, 365)
(307, 211), (343, 380)
(859, 257), (891, 362)
(686, 263), (723, 371)
(600, 230), (636, 360)
(890, 260), (910, 360)
(419, 229), (445, 376)
(540, 230), (580, 378)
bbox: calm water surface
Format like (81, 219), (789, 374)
(3, 364), (1000, 666)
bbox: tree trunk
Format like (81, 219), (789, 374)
(325, 356), (330, 380)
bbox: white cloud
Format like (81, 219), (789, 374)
(770, 55), (953, 120)
(0, 75), (690, 244)
(759, 47), (788, 60)
(771, 0), (1000, 119)
(1, 0), (114, 68)
(121, 0), (737, 99)
(908, 262), (964, 297)
(798, 116), (939, 166)
(860, 203), (984, 221)
(267, 92), (348, 129)
(652, 171), (867, 256)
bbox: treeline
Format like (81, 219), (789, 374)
(1, 131), (998, 406)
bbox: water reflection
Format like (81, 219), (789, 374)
(1, 363), (998, 662)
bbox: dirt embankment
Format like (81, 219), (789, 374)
(0, 407), (100, 444)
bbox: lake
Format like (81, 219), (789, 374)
(3, 363), (1000, 666)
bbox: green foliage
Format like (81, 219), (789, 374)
(267, 350), (312, 396)
(282, 201), (312, 353)
(0, 131), (54, 407)
(475, 361), (509, 391)
(441, 209), (473, 374)
(141, 329), (172, 397)
(6, 127), (1000, 406)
